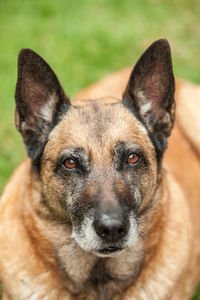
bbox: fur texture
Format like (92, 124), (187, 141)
(0, 39), (200, 300)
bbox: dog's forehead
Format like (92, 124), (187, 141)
(48, 99), (155, 158)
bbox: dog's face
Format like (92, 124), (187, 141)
(40, 100), (157, 256)
(15, 39), (175, 257)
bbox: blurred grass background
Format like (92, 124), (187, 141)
(0, 0), (200, 299)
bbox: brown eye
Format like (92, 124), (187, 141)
(63, 158), (77, 169)
(127, 153), (140, 165)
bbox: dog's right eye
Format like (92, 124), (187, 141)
(63, 158), (77, 170)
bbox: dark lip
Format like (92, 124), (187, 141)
(98, 247), (122, 254)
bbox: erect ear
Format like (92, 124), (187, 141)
(122, 39), (175, 160)
(15, 49), (71, 162)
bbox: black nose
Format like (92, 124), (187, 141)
(93, 211), (129, 243)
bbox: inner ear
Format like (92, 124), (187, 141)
(122, 39), (175, 160)
(15, 48), (71, 162)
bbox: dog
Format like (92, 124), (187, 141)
(0, 39), (200, 300)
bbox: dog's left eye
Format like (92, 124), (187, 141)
(63, 158), (77, 169)
(126, 153), (140, 165)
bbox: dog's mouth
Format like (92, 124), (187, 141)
(97, 247), (123, 255)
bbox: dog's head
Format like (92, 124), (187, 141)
(15, 39), (175, 257)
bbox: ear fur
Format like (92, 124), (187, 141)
(15, 49), (71, 162)
(122, 39), (175, 161)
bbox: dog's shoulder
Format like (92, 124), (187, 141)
(0, 158), (31, 210)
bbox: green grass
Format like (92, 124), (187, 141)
(0, 0), (200, 298)
(0, 0), (200, 192)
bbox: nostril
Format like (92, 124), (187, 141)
(118, 227), (125, 237)
(101, 228), (109, 238)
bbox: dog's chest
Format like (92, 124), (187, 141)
(56, 242), (142, 299)
(66, 259), (135, 300)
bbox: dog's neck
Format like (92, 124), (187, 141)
(23, 168), (167, 299)
(55, 239), (144, 298)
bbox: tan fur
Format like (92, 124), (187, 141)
(1, 65), (200, 300)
